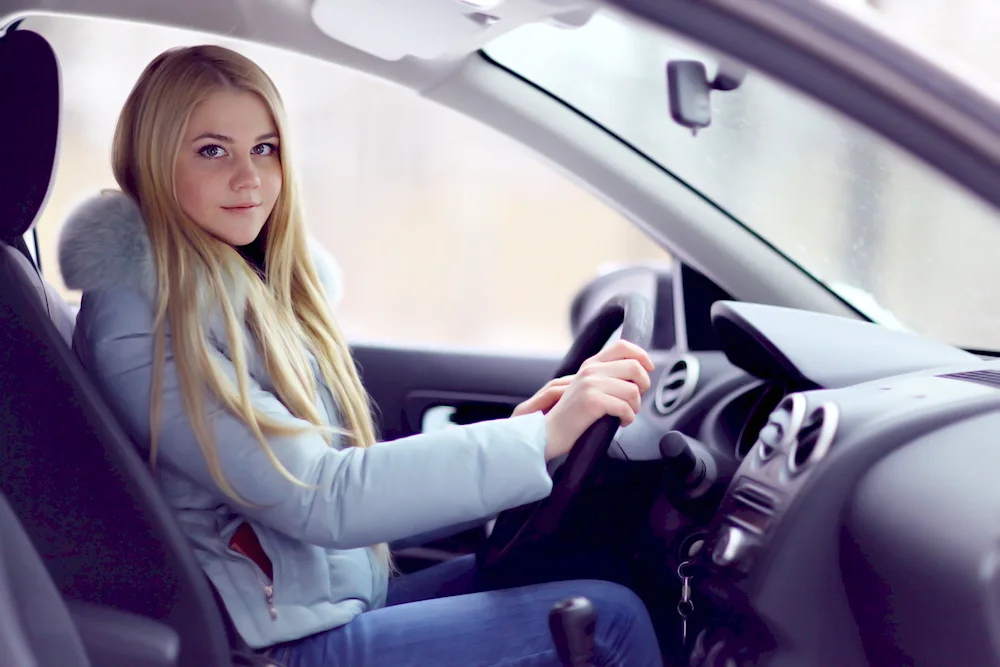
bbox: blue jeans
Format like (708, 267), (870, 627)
(271, 554), (663, 667)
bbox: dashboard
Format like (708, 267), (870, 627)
(630, 300), (1000, 667)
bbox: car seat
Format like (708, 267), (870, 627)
(0, 19), (236, 667)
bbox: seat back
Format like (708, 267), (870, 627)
(0, 21), (232, 666)
(1, 241), (76, 342)
(0, 489), (90, 667)
(0, 18), (74, 343)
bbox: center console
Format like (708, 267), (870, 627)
(704, 393), (839, 576)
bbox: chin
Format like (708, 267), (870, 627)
(219, 221), (267, 247)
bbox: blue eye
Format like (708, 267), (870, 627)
(253, 143), (278, 157)
(198, 144), (227, 159)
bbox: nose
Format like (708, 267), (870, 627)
(231, 155), (261, 191)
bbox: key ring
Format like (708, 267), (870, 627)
(677, 559), (696, 646)
(677, 598), (695, 618)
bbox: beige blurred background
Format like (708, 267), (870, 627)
(22, 0), (1000, 354)
(24, 14), (668, 356)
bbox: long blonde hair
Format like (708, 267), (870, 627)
(112, 45), (387, 562)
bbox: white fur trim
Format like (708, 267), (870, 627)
(58, 191), (343, 305)
(58, 191), (155, 296)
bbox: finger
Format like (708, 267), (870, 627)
(535, 375), (574, 394)
(592, 339), (655, 371)
(588, 391), (637, 426)
(592, 339), (641, 362)
(583, 358), (651, 394)
(583, 375), (644, 415)
(546, 375), (574, 388)
(541, 385), (570, 412)
(520, 384), (570, 415)
(538, 384), (570, 406)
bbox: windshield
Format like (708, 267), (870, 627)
(485, 6), (1000, 351)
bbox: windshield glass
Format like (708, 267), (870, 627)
(485, 6), (1000, 350)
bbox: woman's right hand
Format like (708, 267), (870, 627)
(542, 340), (654, 461)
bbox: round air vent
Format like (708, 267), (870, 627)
(787, 402), (839, 475)
(757, 392), (807, 461)
(654, 354), (700, 415)
(735, 385), (785, 460)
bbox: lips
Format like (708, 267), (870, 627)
(223, 203), (260, 210)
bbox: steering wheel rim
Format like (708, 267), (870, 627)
(478, 292), (654, 576)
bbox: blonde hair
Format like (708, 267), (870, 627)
(112, 45), (389, 565)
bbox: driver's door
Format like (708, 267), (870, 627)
(353, 343), (560, 571)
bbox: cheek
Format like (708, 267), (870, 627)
(262, 163), (283, 203)
(174, 162), (208, 213)
(175, 163), (223, 225)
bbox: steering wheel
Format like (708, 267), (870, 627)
(477, 292), (654, 576)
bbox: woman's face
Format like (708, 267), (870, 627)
(174, 89), (282, 247)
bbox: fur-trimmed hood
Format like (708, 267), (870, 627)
(58, 190), (342, 305)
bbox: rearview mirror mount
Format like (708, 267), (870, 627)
(666, 59), (746, 134)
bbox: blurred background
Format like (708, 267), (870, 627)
(22, 0), (1000, 354)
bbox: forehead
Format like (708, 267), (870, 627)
(185, 89), (276, 138)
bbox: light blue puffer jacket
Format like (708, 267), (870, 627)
(58, 192), (553, 649)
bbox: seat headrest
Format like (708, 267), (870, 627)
(0, 23), (59, 243)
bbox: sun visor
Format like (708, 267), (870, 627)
(310, 0), (598, 61)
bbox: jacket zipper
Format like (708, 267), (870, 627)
(229, 543), (278, 620)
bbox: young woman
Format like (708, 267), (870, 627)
(59, 44), (663, 666)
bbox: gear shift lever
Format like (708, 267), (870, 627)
(549, 597), (597, 667)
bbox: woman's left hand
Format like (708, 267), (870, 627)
(511, 376), (574, 418)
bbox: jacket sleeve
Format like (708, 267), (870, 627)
(74, 287), (553, 550)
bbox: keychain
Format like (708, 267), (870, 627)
(677, 560), (695, 647)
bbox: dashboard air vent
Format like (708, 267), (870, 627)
(732, 484), (777, 514)
(939, 370), (1000, 390)
(756, 393), (806, 461)
(787, 402), (839, 475)
(654, 354), (699, 415)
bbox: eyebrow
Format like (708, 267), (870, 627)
(191, 131), (279, 143)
